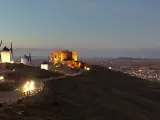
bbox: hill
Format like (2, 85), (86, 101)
(0, 65), (160, 120)
(114, 57), (143, 60)
(0, 63), (62, 91)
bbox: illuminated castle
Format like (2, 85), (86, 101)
(50, 50), (88, 69)
(50, 50), (77, 64)
(0, 40), (13, 63)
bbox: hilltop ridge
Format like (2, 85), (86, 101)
(0, 65), (160, 120)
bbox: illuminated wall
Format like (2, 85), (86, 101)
(72, 51), (78, 61)
(1, 51), (11, 63)
(21, 58), (29, 65)
(50, 52), (54, 62)
(58, 50), (72, 61)
(65, 60), (75, 68)
(49, 50), (89, 69)
(49, 50), (80, 69)
(50, 50), (77, 63)
(73, 61), (86, 68)
(50, 52), (60, 64)
(41, 64), (48, 70)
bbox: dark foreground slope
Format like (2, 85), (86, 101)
(0, 65), (160, 120)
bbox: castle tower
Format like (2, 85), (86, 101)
(72, 51), (78, 61)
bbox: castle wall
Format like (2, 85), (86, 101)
(72, 51), (78, 61)
(50, 50), (78, 64)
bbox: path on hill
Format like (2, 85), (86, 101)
(0, 71), (83, 104)
(0, 76), (65, 104)
(41, 72), (82, 82)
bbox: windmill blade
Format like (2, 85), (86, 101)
(10, 42), (13, 54)
(29, 49), (32, 64)
(30, 55), (32, 64)
(0, 40), (2, 47)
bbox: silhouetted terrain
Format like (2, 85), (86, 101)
(0, 63), (62, 90)
(0, 65), (160, 120)
(114, 57), (143, 60)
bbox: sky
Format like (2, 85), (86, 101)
(0, 0), (159, 57)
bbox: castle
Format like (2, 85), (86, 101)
(49, 50), (88, 69)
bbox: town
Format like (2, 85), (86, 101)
(100, 59), (160, 82)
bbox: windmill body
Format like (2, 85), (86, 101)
(20, 50), (32, 65)
(0, 40), (13, 63)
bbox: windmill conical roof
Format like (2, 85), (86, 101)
(21, 54), (29, 60)
(2, 46), (10, 51)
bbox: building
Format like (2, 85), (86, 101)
(0, 41), (13, 63)
(21, 54), (32, 65)
(49, 50), (88, 69)
(50, 50), (75, 64)
(41, 61), (48, 70)
(72, 51), (78, 61)
(1, 46), (11, 63)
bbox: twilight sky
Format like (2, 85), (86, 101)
(0, 0), (159, 57)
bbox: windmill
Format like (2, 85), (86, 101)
(0, 40), (2, 63)
(0, 40), (12, 63)
(48, 56), (50, 62)
(29, 49), (32, 64)
(10, 42), (13, 56)
(9, 42), (14, 62)
(0, 40), (2, 48)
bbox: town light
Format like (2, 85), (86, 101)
(108, 67), (112, 70)
(0, 76), (4, 80)
(11, 60), (14, 63)
(85, 66), (90, 71)
(0, 76), (4, 82)
(86, 67), (90, 71)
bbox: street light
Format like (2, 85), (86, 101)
(0, 76), (4, 82)
(0, 76), (4, 80)
(23, 80), (35, 93)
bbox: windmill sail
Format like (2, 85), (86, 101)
(29, 49), (32, 64)
(0, 40), (2, 63)
(10, 42), (13, 54)
(0, 40), (2, 48)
